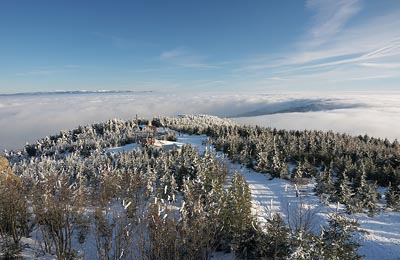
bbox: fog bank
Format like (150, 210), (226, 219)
(0, 92), (399, 151)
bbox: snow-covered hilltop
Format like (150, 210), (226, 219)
(1, 114), (399, 259)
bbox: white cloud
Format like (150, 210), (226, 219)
(235, 107), (400, 141)
(305, 0), (361, 46)
(359, 62), (400, 69)
(286, 13), (400, 67)
(265, 77), (289, 81)
(234, 4), (400, 89)
(160, 49), (184, 59)
(159, 47), (218, 69)
(1, 92), (399, 152)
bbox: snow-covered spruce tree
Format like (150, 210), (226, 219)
(221, 172), (255, 256)
(157, 166), (174, 201)
(180, 183), (221, 260)
(256, 151), (271, 173)
(270, 147), (289, 179)
(386, 182), (400, 210)
(288, 229), (322, 260)
(365, 181), (380, 216)
(314, 164), (336, 203)
(314, 166), (326, 196)
(179, 155), (228, 259)
(280, 161), (290, 180)
(353, 165), (380, 215)
(234, 223), (263, 260)
(291, 161), (304, 183)
(321, 213), (363, 260)
(302, 157), (318, 178)
(261, 213), (290, 259)
(337, 170), (356, 214)
(339, 175), (356, 214)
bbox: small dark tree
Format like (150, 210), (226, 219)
(262, 213), (290, 259)
(222, 172), (254, 255)
(337, 170), (355, 214)
(289, 230), (321, 260)
(385, 182), (400, 211)
(291, 161), (304, 182)
(321, 213), (363, 260)
(353, 168), (379, 215)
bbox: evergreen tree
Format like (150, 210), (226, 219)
(314, 167), (326, 196)
(271, 148), (283, 178)
(262, 213), (290, 259)
(386, 182), (400, 210)
(321, 213), (362, 260)
(292, 161), (304, 182)
(222, 172), (254, 254)
(353, 166), (379, 215)
(302, 157), (317, 178)
(315, 165), (336, 203)
(280, 160), (290, 179)
(365, 181), (380, 216)
(336, 170), (354, 214)
(288, 230), (321, 260)
(256, 151), (270, 173)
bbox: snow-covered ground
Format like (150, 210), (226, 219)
(357, 211), (400, 259)
(106, 143), (141, 153)
(14, 132), (400, 259)
(236, 167), (400, 260)
(179, 133), (400, 260)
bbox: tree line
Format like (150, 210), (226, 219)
(0, 115), (370, 259)
(161, 115), (400, 214)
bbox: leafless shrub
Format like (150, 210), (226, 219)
(32, 174), (85, 259)
(146, 202), (181, 260)
(0, 162), (31, 258)
(285, 196), (318, 234)
(94, 206), (134, 260)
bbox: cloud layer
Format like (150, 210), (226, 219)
(235, 2), (400, 91)
(1, 92), (399, 152)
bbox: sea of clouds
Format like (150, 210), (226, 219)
(0, 91), (399, 151)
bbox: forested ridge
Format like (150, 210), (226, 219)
(161, 115), (400, 213)
(0, 115), (399, 259)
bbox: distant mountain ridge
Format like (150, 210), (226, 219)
(232, 98), (365, 117)
(0, 90), (153, 96)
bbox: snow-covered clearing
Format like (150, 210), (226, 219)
(179, 133), (400, 260)
(106, 143), (141, 153)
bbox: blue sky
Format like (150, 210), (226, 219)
(0, 0), (399, 94)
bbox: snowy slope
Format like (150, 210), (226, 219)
(179, 133), (400, 260)
(16, 131), (400, 259)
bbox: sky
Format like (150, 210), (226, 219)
(0, 0), (400, 94)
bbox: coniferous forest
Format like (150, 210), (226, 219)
(1, 115), (399, 259)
